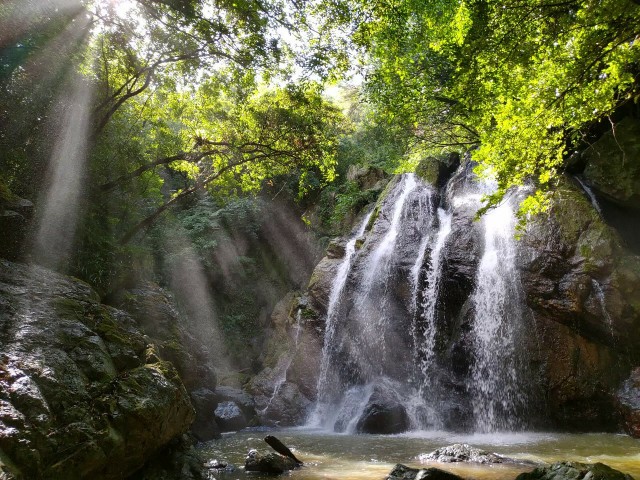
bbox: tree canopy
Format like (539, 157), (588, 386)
(313, 0), (640, 216)
(1, 0), (639, 293)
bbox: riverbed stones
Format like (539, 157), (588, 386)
(387, 464), (464, 480)
(418, 444), (505, 464)
(515, 461), (635, 480)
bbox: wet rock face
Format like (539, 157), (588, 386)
(387, 464), (464, 480)
(515, 461), (634, 480)
(0, 260), (194, 480)
(617, 367), (640, 438)
(518, 177), (640, 428)
(355, 385), (410, 434)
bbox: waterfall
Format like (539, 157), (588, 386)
(575, 176), (603, 215)
(592, 279), (615, 339)
(310, 173), (435, 429)
(470, 197), (528, 432)
(307, 167), (534, 433)
(412, 208), (453, 421)
(309, 209), (374, 426)
(360, 174), (418, 290)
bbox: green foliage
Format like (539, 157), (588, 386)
(311, 0), (640, 217)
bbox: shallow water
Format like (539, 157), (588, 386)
(199, 429), (640, 480)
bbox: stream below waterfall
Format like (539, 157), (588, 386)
(200, 429), (640, 480)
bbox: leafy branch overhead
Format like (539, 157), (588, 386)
(97, 82), (343, 243)
(313, 0), (640, 216)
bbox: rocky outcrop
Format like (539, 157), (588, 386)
(582, 117), (640, 209)
(109, 283), (219, 441)
(0, 260), (194, 479)
(0, 197), (33, 261)
(386, 464), (464, 480)
(518, 176), (640, 429)
(617, 367), (640, 438)
(415, 153), (460, 188)
(515, 461), (635, 480)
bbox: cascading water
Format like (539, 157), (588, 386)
(309, 166), (534, 433)
(410, 207), (452, 428)
(309, 210), (373, 425)
(470, 194), (528, 432)
(310, 174), (435, 429)
(575, 176), (603, 215)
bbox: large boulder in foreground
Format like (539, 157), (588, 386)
(386, 464), (464, 480)
(617, 367), (640, 438)
(0, 260), (194, 480)
(515, 461), (635, 480)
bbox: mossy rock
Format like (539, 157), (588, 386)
(515, 461), (634, 480)
(583, 117), (640, 208)
(415, 153), (460, 187)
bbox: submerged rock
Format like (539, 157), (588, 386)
(386, 464), (464, 480)
(244, 450), (298, 474)
(617, 367), (640, 438)
(418, 444), (505, 464)
(515, 461), (635, 480)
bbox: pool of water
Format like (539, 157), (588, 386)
(199, 428), (640, 480)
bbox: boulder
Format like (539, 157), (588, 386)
(326, 238), (347, 259)
(215, 386), (257, 420)
(132, 434), (205, 480)
(387, 464), (464, 480)
(515, 461), (634, 480)
(354, 385), (410, 434)
(415, 153), (460, 188)
(110, 282), (217, 391)
(583, 117), (640, 209)
(244, 450), (298, 475)
(307, 256), (342, 313)
(418, 444), (505, 464)
(617, 367), (640, 438)
(346, 164), (387, 190)
(110, 282), (219, 440)
(214, 401), (247, 431)
(0, 260), (194, 480)
(189, 388), (220, 441)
